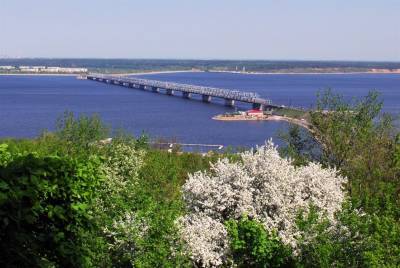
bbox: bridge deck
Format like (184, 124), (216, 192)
(86, 74), (273, 107)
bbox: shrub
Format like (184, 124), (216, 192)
(93, 140), (146, 266)
(296, 186), (400, 268)
(179, 140), (346, 266)
(226, 216), (293, 267)
(55, 111), (110, 153)
(0, 148), (105, 267)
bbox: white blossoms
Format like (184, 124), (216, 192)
(179, 140), (347, 267)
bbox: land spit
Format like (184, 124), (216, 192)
(212, 114), (311, 130)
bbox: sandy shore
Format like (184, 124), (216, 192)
(111, 70), (202, 76)
(213, 114), (311, 129)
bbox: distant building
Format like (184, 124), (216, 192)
(0, 66), (15, 70)
(17, 66), (88, 73)
(246, 109), (264, 117)
(19, 66), (45, 72)
(46, 67), (88, 73)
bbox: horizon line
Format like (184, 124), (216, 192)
(0, 57), (400, 64)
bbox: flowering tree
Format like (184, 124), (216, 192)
(179, 140), (347, 267)
(93, 141), (146, 265)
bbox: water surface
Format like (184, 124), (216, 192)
(0, 73), (399, 149)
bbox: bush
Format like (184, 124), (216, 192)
(226, 216), (293, 267)
(179, 140), (346, 266)
(0, 148), (105, 267)
(283, 90), (400, 267)
(296, 184), (400, 268)
(55, 111), (110, 153)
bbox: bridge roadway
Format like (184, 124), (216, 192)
(86, 74), (273, 110)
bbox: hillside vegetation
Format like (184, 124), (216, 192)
(1, 91), (399, 267)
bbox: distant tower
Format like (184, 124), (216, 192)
(235, 66), (238, 71)
(242, 66), (246, 73)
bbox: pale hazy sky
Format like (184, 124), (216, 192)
(1, 0), (399, 61)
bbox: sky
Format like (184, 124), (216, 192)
(1, 0), (399, 61)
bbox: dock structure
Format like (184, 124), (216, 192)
(86, 74), (273, 110)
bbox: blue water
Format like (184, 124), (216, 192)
(0, 73), (399, 149)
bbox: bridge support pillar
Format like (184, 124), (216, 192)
(182, 92), (191, 99)
(151, 87), (159, 93)
(166, 89), (174, 95)
(202, 95), (211, 103)
(252, 103), (264, 110)
(225, 99), (235, 107)
(138, 84), (145, 90)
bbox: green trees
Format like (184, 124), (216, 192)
(1, 98), (399, 267)
(0, 113), (214, 267)
(55, 111), (110, 154)
(0, 150), (105, 267)
(281, 90), (400, 267)
(226, 217), (293, 267)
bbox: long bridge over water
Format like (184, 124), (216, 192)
(86, 74), (274, 110)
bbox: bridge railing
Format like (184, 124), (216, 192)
(88, 74), (272, 105)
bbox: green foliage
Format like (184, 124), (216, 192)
(296, 206), (363, 268)
(0, 113), (213, 267)
(0, 143), (12, 166)
(127, 150), (220, 267)
(279, 125), (318, 166)
(297, 194), (400, 268)
(0, 148), (105, 267)
(225, 217), (293, 267)
(2, 101), (399, 267)
(281, 90), (400, 268)
(55, 111), (110, 153)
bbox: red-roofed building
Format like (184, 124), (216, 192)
(246, 109), (264, 117)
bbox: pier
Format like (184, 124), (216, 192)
(86, 74), (274, 110)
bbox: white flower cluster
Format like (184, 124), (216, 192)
(179, 140), (347, 267)
(97, 142), (145, 213)
(178, 213), (229, 267)
(102, 142), (145, 187)
(94, 142), (146, 259)
(104, 211), (148, 255)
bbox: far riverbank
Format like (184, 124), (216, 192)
(2, 69), (400, 77)
(209, 69), (400, 75)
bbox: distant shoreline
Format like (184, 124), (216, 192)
(114, 70), (202, 76)
(0, 73), (79, 76)
(106, 69), (400, 76)
(1, 69), (400, 77)
(110, 69), (400, 75)
(208, 70), (400, 75)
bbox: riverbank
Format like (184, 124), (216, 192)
(102, 69), (400, 76)
(212, 114), (311, 129)
(209, 69), (400, 75)
(109, 70), (202, 76)
(2, 68), (400, 77)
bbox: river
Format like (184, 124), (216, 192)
(1, 72), (399, 149)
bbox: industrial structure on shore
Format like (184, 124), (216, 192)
(86, 74), (274, 110)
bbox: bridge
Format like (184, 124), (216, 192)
(86, 74), (273, 110)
